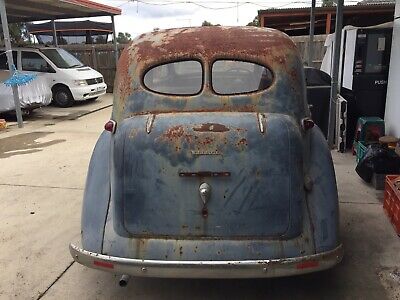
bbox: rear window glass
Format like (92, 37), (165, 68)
(143, 60), (202, 95)
(212, 60), (273, 95)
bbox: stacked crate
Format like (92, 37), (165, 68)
(383, 175), (400, 236)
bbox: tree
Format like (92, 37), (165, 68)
(201, 20), (221, 27)
(202, 20), (213, 26)
(8, 23), (30, 46)
(116, 32), (132, 44)
(322, 0), (334, 6)
(94, 35), (107, 44)
(247, 16), (259, 27)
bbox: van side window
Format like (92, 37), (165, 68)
(22, 51), (51, 72)
(0, 51), (18, 70)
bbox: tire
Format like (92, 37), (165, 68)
(22, 109), (33, 116)
(53, 87), (74, 107)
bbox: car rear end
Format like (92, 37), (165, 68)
(70, 26), (342, 279)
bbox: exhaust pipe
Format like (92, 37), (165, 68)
(119, 274), (130, 287)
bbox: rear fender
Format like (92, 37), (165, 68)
(306, 127), (340, 252)
(81, 131), (112, 253)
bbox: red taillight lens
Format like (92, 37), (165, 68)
(302, 118), (315, 131)
(93, 260), (114, 269)
(296, 260), (319, 269)
(104, 120), (117, 134)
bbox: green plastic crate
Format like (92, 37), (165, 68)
(356, 141), (368, 163)
(353, 117), (385, 153)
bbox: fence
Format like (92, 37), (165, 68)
(62, 34), (327, 93)
(292, 34), (327, 69)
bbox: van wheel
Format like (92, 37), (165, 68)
(53, 87), (74, 107)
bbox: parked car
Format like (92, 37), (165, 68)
(70, 26), (343, 281)
(0, 70), (52, 114)
(0, 47), (107, 107)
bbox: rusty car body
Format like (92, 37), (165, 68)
(70, 26), (343, 280)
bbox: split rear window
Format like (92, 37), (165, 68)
(142, 59), (273, 96)
(212, 60), (273, 95)
(143, 60), (203, 95)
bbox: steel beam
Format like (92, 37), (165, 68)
(308, 0), (316, 67)
(327, 0), (344, 147)
(111, 15), (118, 70)
(0, 0), (23, 128)
(51, 19), (58, 47)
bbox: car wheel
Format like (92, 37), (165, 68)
(53, 87), (74, 107)
(22, 109), (33, 116)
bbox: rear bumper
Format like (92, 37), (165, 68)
(69, 243), (343, 279)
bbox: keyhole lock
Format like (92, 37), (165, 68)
(199, 183), (211, 217)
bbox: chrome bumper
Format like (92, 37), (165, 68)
(70, 243), (343, 279)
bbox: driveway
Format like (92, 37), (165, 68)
(0, 94), (399, 299)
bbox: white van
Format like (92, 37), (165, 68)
(0, 47), (107, 107)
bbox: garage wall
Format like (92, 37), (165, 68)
(384, 0), (400, 137)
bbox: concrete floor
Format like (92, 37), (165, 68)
(0, 94), (399, 299)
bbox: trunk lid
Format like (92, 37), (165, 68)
(112, 112), (304, 239)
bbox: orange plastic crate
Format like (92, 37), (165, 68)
(383, 175), (400, 236)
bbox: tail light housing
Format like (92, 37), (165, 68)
(302, 118), (315, 131)
(104, 120), (117, 134)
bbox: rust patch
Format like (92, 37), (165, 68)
(133, 26), (296, 68)
(237, 138), (248, 147)
(193, 123), (229, 132)
(163, 125), (185, 140)
(115, 46), (132, 103)
(198, 136), (214, 146)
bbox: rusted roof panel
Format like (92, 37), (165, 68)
(129, 26), (297, 71)
(112, 26), (308, 122)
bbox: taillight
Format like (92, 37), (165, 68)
(302, 118), (315, 131)
(296, 260), (319, 269)
(93, 260), (114, 269)
(104, 120), (117, 134)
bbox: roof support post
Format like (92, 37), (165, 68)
(111, 15), (118, 71)
(327, 0), (344, 147)
(0, 0), (23, 128)
(308, 0), (316, 67)
(326, 13), (332, 34)
(51, 20), (58, 47)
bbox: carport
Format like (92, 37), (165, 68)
(1, 0), (344, 148)
(0, 0), (121, 127)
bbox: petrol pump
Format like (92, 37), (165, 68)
(322, 23), (393, 147)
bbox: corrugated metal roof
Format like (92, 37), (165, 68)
(5, 0), (121, 23)
(258, 3), (395, 15)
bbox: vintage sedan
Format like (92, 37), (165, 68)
(70, 26), (343, 283)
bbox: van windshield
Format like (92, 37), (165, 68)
(41, 48), (85, 69)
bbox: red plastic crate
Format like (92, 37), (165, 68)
(383, 175), (400, 236)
